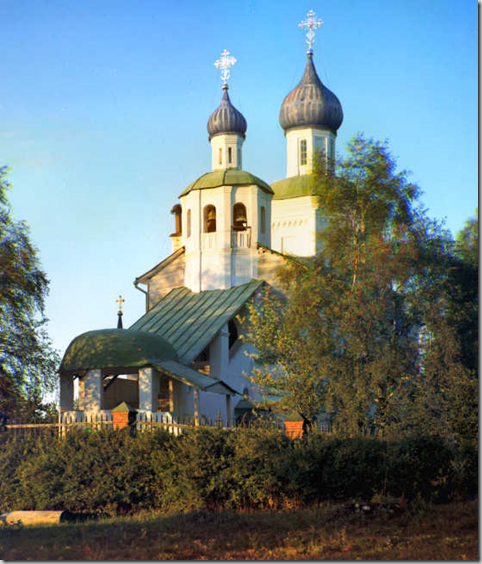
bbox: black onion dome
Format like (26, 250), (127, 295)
(207, 86), (247, 140)
(279, 54), (343, 133)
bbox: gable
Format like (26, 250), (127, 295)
(135, 247), (186, 306)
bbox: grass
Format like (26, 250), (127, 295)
(0, 501), (477, 560)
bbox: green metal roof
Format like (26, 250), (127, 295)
(158, 359), (240, 395)
(60, 329), (239, 394)
(271, 174), (317, 200)
(130, 280), (264, 364)
(180, 169), (273, 197)
(60, 329), (178, 375)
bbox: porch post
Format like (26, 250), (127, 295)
(226, 394), (232, 427)
(209, 323), (229, 380)
(83, 369), (103, 411)
(59, 374), (74, 412)
(193, 388), (200, 426)
(138, 367), (158, 412)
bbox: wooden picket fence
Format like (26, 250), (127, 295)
(1, 411), (251, 438)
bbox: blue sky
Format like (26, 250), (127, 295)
(1, 0), (478, 358)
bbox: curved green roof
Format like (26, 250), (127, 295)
(180, 169), (273, 197)
(270, 174), (317, 200)
(60, 329), (178, 374)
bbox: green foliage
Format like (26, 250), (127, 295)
(0, 166), (60, 418)
(0, 428), (476, 516)
(246, 136), (475, 442)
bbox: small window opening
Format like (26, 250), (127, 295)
(204, 205), (216, 233)
(170, 204), (182, 235)
(233, 203), (247, 231)
(218, 148), (222, 165)
(260, 206), (266, 235)
(300, 139), (307, 166)
(237, 148), (241, 168)
(228, 319), (239, 349)
(195, 345), (210, 363)
(228, 147), (232, 164)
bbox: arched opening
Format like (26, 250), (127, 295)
(170, 204), (182, 235)
(260, 206), (266, 234)
(186, 209), (191, 238)
(228, 147), (232, 164)
(203, 205), (216, 233)
(233, 203), (247, 231)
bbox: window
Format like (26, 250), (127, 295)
(228, 147), (232, 164)
(186, 209), (191, 238)
(237, 148), (241, 167)
(203, 205), (216, 233)
(329, 139), (335, 159)
(260, 206), (266, 234)
(218, 148), (222, 165)
(233, 203), (247, 231)
(170, 204), (182, 235)
(228, 319), (239, 349)
(300, 139), (307, 165)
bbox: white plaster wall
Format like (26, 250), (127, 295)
(210, 133), (244, 170)
(286, 128), (336, 177)
(181, 184), (271, 292)
(271, 196), (319, 256)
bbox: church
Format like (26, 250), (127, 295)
(58, 11), (343, 426)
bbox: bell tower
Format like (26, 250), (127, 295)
(178, 50), (273, 292)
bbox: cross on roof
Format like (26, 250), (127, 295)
(116, 295), (125, 313)
(299, 9), (323, 54)
(214, 49), (237, 86)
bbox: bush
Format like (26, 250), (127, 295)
(0, 427), (476, 515)
(385, 435), (454, 502)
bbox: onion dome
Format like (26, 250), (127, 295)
(279, 53), (343, 133)
(207, 85), (247, 140)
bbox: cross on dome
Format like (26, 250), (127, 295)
(298, 9), (323, 54)
(116, 295), (125, 313)
(214, 49), (237, 87)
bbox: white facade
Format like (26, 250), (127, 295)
(210, 133), (244, 171)
(271, 195), (327, 256)
(285, 127), (336, 177)
(180, 184), (272, 292)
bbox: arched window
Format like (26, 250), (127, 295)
(186, 209), (191, 238)
(218, 148), (222, 166)
(260, 206), (266, 234)
(203, 205), (216, 233)
(170, 204), (182, 235)
(228, 147), (232, 164)
(233, 203), (247, 231)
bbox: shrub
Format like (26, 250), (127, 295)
(0, 427), (476, 515)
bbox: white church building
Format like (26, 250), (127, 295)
(59, 11), (343, 426)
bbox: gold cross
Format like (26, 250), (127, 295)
(116, 295), (125, 313)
